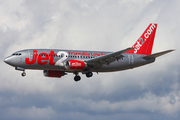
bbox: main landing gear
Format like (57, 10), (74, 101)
(86, 72), (93, 78)
(74, 72), (81, 82)
(74, 72), (93, 82)
(74, 75), (81, 82)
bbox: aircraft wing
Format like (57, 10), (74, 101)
(86, 48), (133, 67)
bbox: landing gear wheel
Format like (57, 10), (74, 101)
(21, 72), (26, 77)
(86, 72), (93, 78)
(74, 75), (81, 82)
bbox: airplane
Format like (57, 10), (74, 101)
(4, 23), (174, 81)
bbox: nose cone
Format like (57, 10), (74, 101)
(4, 56), (14, 66)
(4, 57), (10, 64)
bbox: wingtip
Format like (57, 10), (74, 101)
(168, 49), (175, 52)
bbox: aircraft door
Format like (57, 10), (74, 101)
(28, 50), (32, 60)
(128, 55), (134, 65)
(28, 50), (37, 61)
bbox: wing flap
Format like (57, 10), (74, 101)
(143, 50), (175, 59)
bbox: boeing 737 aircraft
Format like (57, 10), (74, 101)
(4, 23), (174, 81)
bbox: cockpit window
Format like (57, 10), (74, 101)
(12, 53), (22, 56)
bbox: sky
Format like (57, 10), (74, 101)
(0, 0), (180, 120)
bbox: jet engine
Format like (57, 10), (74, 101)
(65, 60), (87, 71)
(43, 70), (66, 78)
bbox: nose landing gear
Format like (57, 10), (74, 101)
(21, 71), (26, 77)
(15, 67), (26, 77)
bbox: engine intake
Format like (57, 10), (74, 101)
(65, 60), (87, 71)
(43, 70), (66, 78)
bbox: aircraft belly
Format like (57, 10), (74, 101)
(20, 63), (65, 71)
(96, 59), (129, 72)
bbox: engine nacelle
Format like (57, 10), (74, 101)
(43, 70), (66, 78)
(65, 60), (87, 71)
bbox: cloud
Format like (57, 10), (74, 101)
(0, 0), (180, 120)
(0, 106), (55, 120)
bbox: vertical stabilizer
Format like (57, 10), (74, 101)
(126, 23), (157, 55)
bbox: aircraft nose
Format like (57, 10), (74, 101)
(4, 57), (10, 64)
(4, 56), (13, 65)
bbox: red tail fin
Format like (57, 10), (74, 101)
(126, 23), (157, 55)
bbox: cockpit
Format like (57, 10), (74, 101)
(12, 53), (22, 56)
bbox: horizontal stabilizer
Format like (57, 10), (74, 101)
(143, 50), (175, 59)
